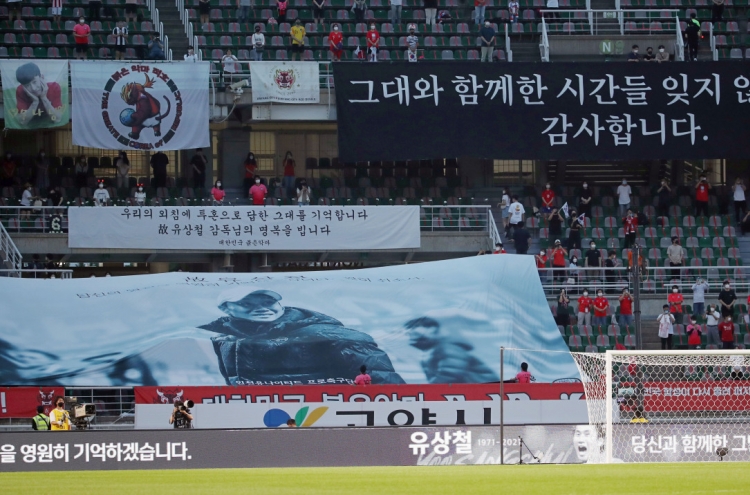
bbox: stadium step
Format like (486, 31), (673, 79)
(154, 0), (191, 58)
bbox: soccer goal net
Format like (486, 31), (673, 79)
(571, 350), (750, 463)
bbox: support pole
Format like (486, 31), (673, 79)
(632, 243), (643, 350)
(500, 346), (504, 465)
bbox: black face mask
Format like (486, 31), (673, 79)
(57, 402), (64, 407)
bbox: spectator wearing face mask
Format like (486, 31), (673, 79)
(657, 304), (675, 350)
(695, 173), (710, 218)
(578, 182), (592, 219)
(329, 24), (344, 61)
(479, 21), (496, 62)
(668, 284), (684, 324)
(498, 188), (511, 232)
(616, 178), (632, 217)
(535, 249), (548, 282)
(513, 224), (530, 254)
(584, 241), (602, 280)
(718, 281), (737, 318)
(667, 237), (684, 280)
(297, 180), (311, 206)
(134, 184), (146, 206)
(568, 255), (580, 289)
(506, 195), (525, 238)
(592, 290), (609, 330)
(568, 210), (582, 250)
(623, 208), (638, 249)
(211, 180), (225, 205)
(627, 45), (640, 62)
(577, 289), (592, 327)
(656, 179), (671, 219)
(643, 47), (656, 61)
(366, 23), (380, 61)
(250, 177), (267, 206)
(605, 251), (619, 291)
(93, 181), (110, 206)
(73, 17), (91, 61)
(655, 45), (669, 62)
(705, 304), (721, 347)
(719, 314), (735, 349)
(551, 240), (567, 282)
(251, 26), (265, 61)
(686, 316), (702, 349)
(541, 182), (555, 214)
(547, 208), (564, 238)
(691, 277), (709, 316)
(618, 288), (634, 330)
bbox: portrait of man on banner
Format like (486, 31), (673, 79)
(0, 60), (70, 129)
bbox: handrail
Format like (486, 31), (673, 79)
(0, 220), (22, 276)
(0, 269), (74, 279)
(675, 13), (685, 61)
(539, 17), (550, 62)
(487, 210), (502, 247)
(504, 24), (512, 62)
(710, 22), (717, 61)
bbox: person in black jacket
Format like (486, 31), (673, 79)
(685, 13), (701, 61)
(513, 224), (531, 254)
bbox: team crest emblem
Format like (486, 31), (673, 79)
(274, 68), (296, 90)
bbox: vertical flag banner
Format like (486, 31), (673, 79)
(0, 59), (70, 129)
(250, 61), (320, 103)
(70, 61), (210, 150)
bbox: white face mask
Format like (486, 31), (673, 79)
(256, 179), (261, 184)
(79, 19), (85, 23)
(138, 187), (143, 191)
(216, 182), (221, 187)
(590, 245), (595, 249)
(583, 184), (588, 188)
(672, 289), (678, 293)
(724, 285), (730, 289)
(622, 180), (627, 185)
(597, 293), (603, 297)
(540, 251), (545, 256)
(370, 25), (375, 30)
(583, 292), (588, 297)
(99, 183), (104, 188)
(659, 48), (665, 53)
(333, 26), (339, 31)
(546, 184), (550, 189)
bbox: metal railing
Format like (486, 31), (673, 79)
(0, 220), (22, 276)
(540, 18), (550, 62)
(419, 205), (493, 235)
(504, 24), (513, 62)
(539, 9), (680, 36)
(710, 23), (718, 61)
(0, 206), (69, 234)
(539, 266), (632, 295)
(675, 14), (685, 61)
(0, 269), (74, 279)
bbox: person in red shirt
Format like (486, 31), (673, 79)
(718, 314), (735, 349)
(329, 24), (344, 61)
(686, 316), (702, 349)
(592, 290), (609, 329)
(281, 150), (295, 196)
(667, 284), (684, 324)
(541, 183), (555, 214)
(535, 249), (548, 281)
(366, 23), (380, 62)
(14, 62), (64, 128)
(695, 173), (710, 218)
(551, 239), (567, 282)
(242, 152), (257, 197)
(515, 362), (532, 383)
(354, 365), (372, 385)
(73, 17), (91, 60)
(623, 209), (638, 249)
(618, 288), (634, 330)
(577, 289), (592, 327)
(492, 242), (506, 254)
(249, 177), (267, 205)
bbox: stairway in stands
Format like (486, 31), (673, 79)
(154, 0), (190, 59)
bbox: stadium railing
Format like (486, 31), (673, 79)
(0, 268), (74, 279)
(0, 220), (23, 276)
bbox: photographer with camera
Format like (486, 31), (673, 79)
(169, 400), (194, 429)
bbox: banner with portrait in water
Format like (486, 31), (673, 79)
(0, 256), (578, 387)
(0, 59), (70, 129)
(70, 61), (209, 151)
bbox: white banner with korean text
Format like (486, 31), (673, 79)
(250, 61), (320, 103)
(68, 206), (420, 250)
(70, 61), (210, 151)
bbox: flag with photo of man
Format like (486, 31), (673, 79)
(0, 60), (70, 129)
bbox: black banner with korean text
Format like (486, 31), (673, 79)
(333, 62), (750, 161)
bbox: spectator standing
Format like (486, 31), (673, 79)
(686, 316), (702, 349)
(74, 156), (88, 188)
(508, 0), (519, 23)
(290, 19), (306, 61)
(251, 26), (265, 61)
(34, 149), (50, 190)
(541, 182), (555, 213)
(584, 241), (602, 280)
(685, 13), (700, 61)
(150, 151), (168, 188)
(329, 24), (344, 61)
(49, 397), (71, 431)
(578, 182), (592, 219)
(569, 255), (581, 286)
(297, 179), (311, 206)
(115, 151), (130, 190)
(73, 17), (91, 61)
(712, 0), (724, 22)
(238, 0), (251, 23)
(474, 0), (487, 26)
(623, 209), (638, 249)
(605, 250), (619, 290)
(354, 365), (372, 385)
(125, 0), (138, 23)
(31, 405), (50, 431)
(89, 0), (102, 21)
(282, 151), (296, 196)
(657, 304), (675, 350)
(691, 277), (709, 316)
(733, 178), (746, 224)
(479, 21), (495, 62)
(498, 188), (511, 233)
(184, 46), (199, 62)
(535, 249), (548, 281)
(592, 290), (609, 330)
(353, 0), (367, 22)
(627, 45), (640, 62)
(113, 20), (128, 61)
(577, 289), (592, 328)
(515, 362), (532, 383)
(718, 281), (737, 318)
(719, 315), (735, 349)
(656, 45), (669, 62)
(20, 183), (35, 220)
(618, 288), (634, 330)
(668, 284), (684, 324)
(241, 152), (257, 194)
(148, 32), (165, 60)
(250, 177), (267, 206)
(211, 180), (225, 205)
(556, 289), (570, 328)
(199, 0), (210, 25)
(507, 195), (525, 238)
(616, 178), (632, 217)
(51, 0), (63, 24)
(551, 240), (567, 282)
(656, 179), (671, 218)
(706, 304), (721, 347)
(666, 237), (684, 280)
(221, 49), (238, 86)
(366, 24), (380, 62)
(47, 186), (64, 208)
(7, 0), (22, 23)
(191, 148), (207, 191)
(568, 210), (582, 250)
(390, 0), (402, 24)
(277, 0), (288, 23)
(548, 208), (563, 238)
(694, 173), (710, 217)
(406, 24), (419, 62)
(513, 224), (530, 255)
(313, 0), (325, 26)
(424, 0), (437, 26)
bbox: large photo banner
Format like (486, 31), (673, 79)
(67, 206), (420, 250)
(333, 61), (750, 161)
(0, 257), (578, 386)
(0, 59), (70, 129)
(250, 61), (320, 103)
(70, 61), (210, 150)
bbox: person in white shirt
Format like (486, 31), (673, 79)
(115, 151), (130, 189)
(732, 177), (746, 224)
(508, 0), (519, 22)
(93, 181), (110, 206)
(506, 195), (525, 237)
(296, 179), (311, 206)
(616, 178), (632, 218)
(134, 184), (146, 206)
(221, 49), (239, 87)
(497, 187), (511, 232)
(20, 183), (35, 220)
(705, 304), (721, 347)
(184, 45), (199, 62)
(251, 25), (265, 61)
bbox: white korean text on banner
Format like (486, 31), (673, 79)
(250, 61), (320, 103)
(70, 61), (210, 150)
(67, 206), (420, 250)
(0, 59), (70, 129)
(0, 256), (579, 387)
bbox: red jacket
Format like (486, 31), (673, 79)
(719, 321), (735, 342)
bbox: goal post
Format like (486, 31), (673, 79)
(572, 350), (750, 463)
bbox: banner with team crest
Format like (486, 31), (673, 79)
(70, 61), (210, 151)
(250, 61), (319, 104)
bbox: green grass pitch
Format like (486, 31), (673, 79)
(3, 463), (750, 495)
